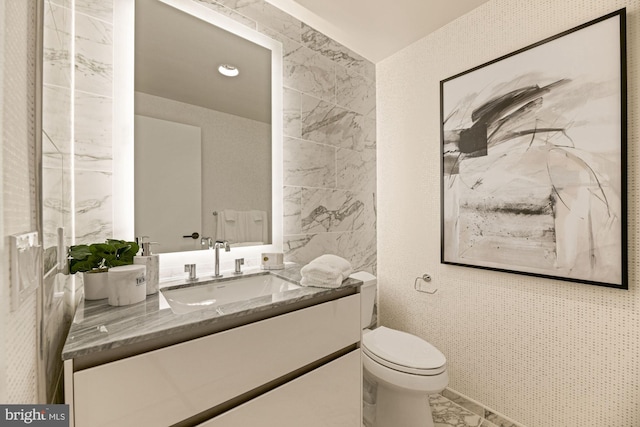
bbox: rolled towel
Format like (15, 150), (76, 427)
(300, 254), (352, 288)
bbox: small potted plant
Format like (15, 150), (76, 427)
(68, 239), (139, 300)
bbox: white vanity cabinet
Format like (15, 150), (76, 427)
(199, 350), (361, 427)
(65, 294), (361, 427)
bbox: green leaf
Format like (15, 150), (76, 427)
(67, 239), (140, 273)
(68, 245), (92, 261)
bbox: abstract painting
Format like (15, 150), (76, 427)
(440, 9), (627, 289)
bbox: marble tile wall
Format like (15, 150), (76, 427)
(42, 0), (74, 404)
(41, 0), (114, 402)
(72, 1), (113, 245)
(193, 0), (378, 274)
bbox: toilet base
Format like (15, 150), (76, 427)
(374, 382), (434, 427)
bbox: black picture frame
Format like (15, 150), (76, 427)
(440, 9), (627, 289)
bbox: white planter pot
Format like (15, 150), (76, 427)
(82, 271), (109, 300)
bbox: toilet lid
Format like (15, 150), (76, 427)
(362, 326), (446, 375)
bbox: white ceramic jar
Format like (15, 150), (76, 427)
(107, 265), (146, 306)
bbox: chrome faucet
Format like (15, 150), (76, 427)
(213, 240), (230, 278)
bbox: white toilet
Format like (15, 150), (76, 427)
(352, 272), (449, 427)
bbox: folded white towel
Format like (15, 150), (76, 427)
(300, 275), (344, 289)
(310, 254), (352, 273)
(300, 254), (352, 288)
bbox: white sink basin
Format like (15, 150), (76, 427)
(160, 273), (301, 315)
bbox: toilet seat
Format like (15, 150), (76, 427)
(362, 326), (446, 376)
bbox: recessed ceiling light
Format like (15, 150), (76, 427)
(218, 64), (239, 77)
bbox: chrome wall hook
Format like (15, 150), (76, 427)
(414, 274), (437, 294)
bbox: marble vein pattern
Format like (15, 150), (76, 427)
(259, 24), (300, 58)
(42, 85), (72, 160)
(300, 23), (375, 82)
(284, 137), (336, 188)
(43, 1), (72, 88)
(62, 266), (362, 360)
(49, 0), (71, 7)
(483, 411), (520, 427)
(42, 165), (66, 248)
(362, 110), (377, 150)
(74, 0), (113, 23)
(438, 389), (525, 427)
(430, 394), (483, 427)
(214, 0), (301, 40)
(337, 147), (376, 192)
(193, 0), (257, 29)
(442, 389), (485, 418)
(74, 170), (113, 244)
(74, 91), (112, 171)
(285, 46), (336, 103)
(336, 66), (376, 116)
(284, 186), (302, 235)
(42, 126), (63, 171)
(74, 11), (113, 97)
(301, 188), (364, 233)
(283, 87), (302, 138)
(302, 95), (366, 151)
(283, 234), (338, 265)
(337, 226), (377, 274)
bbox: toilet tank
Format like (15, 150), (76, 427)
(349, 271), (377, 329)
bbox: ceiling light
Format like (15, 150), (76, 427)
(218, 64), (239, 77)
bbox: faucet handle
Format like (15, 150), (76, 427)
(184, 263), (197, 281)
(234, 258), (245, 275)
(216, 240), (231, 252)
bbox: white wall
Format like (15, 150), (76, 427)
(377, 0), (639, 425)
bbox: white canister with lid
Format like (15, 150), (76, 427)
(107, 264), (146, 306)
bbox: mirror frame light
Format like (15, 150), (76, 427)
(113, 0), (283, 275)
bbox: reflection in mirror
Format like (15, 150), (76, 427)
(134, 0), (272, 253)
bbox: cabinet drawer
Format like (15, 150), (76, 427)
(199, 350), (362, 427)
(73, 294), (360, 427)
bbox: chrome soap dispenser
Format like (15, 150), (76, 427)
(134, 239), (159, 295)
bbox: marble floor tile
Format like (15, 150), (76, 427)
(430, 394), (483, 427)
(484, 411), (519, 427)
(442, 388), (486, 417)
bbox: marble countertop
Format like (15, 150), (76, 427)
(62, 264), (361, 362)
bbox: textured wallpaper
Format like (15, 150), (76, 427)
(2, 0), (38, 404)
(377, 0), (639, 425)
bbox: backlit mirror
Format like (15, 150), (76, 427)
(113, 0), (283, 257)
(136, 0), (271, 253)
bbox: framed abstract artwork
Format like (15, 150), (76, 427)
(440, 9), (627, 289)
